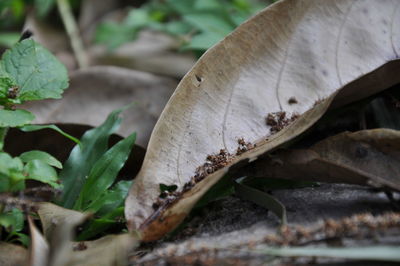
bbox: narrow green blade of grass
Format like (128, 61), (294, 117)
(195, 174), (234, 209)
(77, 207), (124, 241)
(234, 178), (287, 225)
(75, 132), (136, 210)
(261, 246), (400, 262)
(85, 180), (132, 215)
(20, 124), (80, 145)
(58, 108), (125, 208)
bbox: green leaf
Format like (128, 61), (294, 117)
(77, 207), (124, 241)
(234, 178), (287, 225)
(0, 152), (23, 176)
(194, 0), (223, 9)
(260, 246), (400, 262)
(8, 232), (30, 246)
(59, 108), (125, 208)
(195, 174), (234, 209)
(95, 8), (154, 50)
(125, 8), (154, 28)
(0, 32), (19, 48)
(20, 124), (80, 145)
(163, 21), (192, 35)
(85, 180), (132, 215)
(0, 152), (25, 192)
(0, 173), (11, 193)
(1, 39), (68, 102)
(183, 31), (223, 51)
(0, 109), (35, 127)
(20, 150), (62, 169)
(95, 22), (136, 50)
(24, 160), (60, 188)
(165, 0), (196, 14)
(76, 132), (136, 210)
(34, 0), (55, 17)
(0, 208), (24, 232)
(183, 12), (233, 35)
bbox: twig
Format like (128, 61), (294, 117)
(135, 212), (400, 264)
(56, 0), (88, 69)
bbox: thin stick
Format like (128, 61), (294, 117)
(56, 0), (88, 69)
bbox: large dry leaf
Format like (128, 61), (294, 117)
(29, 217), (49, 266)
(0, 242), (28, 266)
(67, 234), (138, 266)
(243, 128), (400, 190)
(125, 0), (400, 241)
(37, 202), (89, 241)
(33, 203), (138, 266)
(22, 66), (177, 147)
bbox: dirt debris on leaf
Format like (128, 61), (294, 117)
(265, 111), (299, 134)
(288, 97), (298, 105)
(152, 139), (257, 211)
(236, 138), (255, 156)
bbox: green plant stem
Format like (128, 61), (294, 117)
(56, 0), (88, 69)
(0, 127), (8, 151)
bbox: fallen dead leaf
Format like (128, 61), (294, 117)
(242, 128), (400, 191)
(37, 202), (89, 240)
(31, 203), (138, 266)
(125, 0), (400, 241)
(0, 242), (28, 266)
(21, 66), (177, 147)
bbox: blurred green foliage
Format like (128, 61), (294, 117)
(96, 0), (273, 52)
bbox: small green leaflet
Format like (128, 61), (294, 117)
(0, 208), (24, 233)
(20, 124), (80, 145)
(234, 177), (287, 225)
(1, 39), (68, 102)
(24, 160), (60, 188)
(77, 207), (125, 241)
(20, 150), (62, 169)
(84, 180), (133, 215)
(0, 152), (23, 176)
(0, 109), (35, 127)
(35, 0), (55, 17)
(0, 32), (20, 48)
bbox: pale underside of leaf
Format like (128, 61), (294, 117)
(125, 0), (400, 241)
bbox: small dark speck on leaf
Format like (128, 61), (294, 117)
(288, 97), (298, 105)
(195, 74), (202, 83)
(73, 242), (87, 251)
